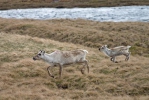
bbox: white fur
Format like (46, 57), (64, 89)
(99, 45), (131, 63)
(33, 49), (89, 78)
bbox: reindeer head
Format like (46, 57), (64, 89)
(99, 45), (107, 51)
(33, 50), (45, 60)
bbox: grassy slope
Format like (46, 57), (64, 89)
(0, 0), (149, 10)
(0, 32), (149, 100)
(0, 0), (149, 99)
(0, 18), (149, 57)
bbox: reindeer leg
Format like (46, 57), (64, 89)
(125, 53), (130, 61)
(81, 61), (86, 74)
(113, 57), (118, 63)
(81, 64), (85, 74)
(125, 56), (128, 61)
(47, 66), (54, 78)
(59, 64), (63, 79)
(85, 60), (89, 73)
(81, 60), (89, 74)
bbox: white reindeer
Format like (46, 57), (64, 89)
(33, 49), (89, 78)
(99, 45), (131, 63)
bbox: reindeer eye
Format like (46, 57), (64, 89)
(38, 54), (41, 56)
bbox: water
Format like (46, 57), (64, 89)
(0, 6), (149, 22)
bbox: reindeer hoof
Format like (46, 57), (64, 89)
(81, 69), (85, 74)
(51, 75), (55, 78)
(115, 61), (118, 63)
(110, 58), (113, 61)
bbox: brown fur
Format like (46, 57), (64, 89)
(111, 46), (127, 52)
(71, 50), (83, 56)
(62, 51), (71, 58)
(61, 50), (83, 58)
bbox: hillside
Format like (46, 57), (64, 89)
(0, 32), (149, 100)
(0, 0), (149, 10)
(0, 18), (149, 57)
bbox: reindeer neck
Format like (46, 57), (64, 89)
(42, 53), (54, 63)
(103, 48), (111, 56)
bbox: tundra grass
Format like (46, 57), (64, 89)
(0, 18), (149, 57)
(0, 0), (149, 10)
(0, 32), (149, 100)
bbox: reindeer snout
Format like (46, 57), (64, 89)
(33, 57), (36, 61)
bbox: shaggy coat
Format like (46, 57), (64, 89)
(33, 49), (89, 78)
(99, 45), (131, 63)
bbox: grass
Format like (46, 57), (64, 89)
(0, 13), (149, 99)
(0, 29), (149, 99)
(0, 18), (149, 57)
(0, 0), (149, 10)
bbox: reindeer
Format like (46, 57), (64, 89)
(33, 49), (89, 78)
(99, 45), (131, 63)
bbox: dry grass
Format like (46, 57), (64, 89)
(0, 31), (149, 100)
(0, 18), (149, 57)
(0, 0), (149, 10)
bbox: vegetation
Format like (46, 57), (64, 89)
(0, 0), (149, 99)
(0, 18), (149, 57)
(0, 0), (149, 10)
(0, 18), (149, 99)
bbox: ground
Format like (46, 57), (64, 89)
(0, 18), (149, 99)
